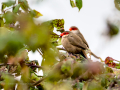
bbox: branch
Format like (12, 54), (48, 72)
(89, 51), (104, 62)
(3, 5), (17, 13)
(37, 49), (43, 56)
(57, 47), (66, 51)
(26, 64), (43, 68)
(32, 77), (46, 86)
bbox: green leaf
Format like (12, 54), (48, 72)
(0, 29), (24, 58)
(13, 4), (21, 13)
(18, 0), (29, 11)
(87, 80), (105, 90)
(41, 21), (54, 31)
(61, 60), (72, 73)
(114, 0), (120, 10)
(2, 1), (15, 12)
(70, 0), (76, 8)
(2, 74), (16, 90)
(30, 10), (43, 18)
(73, 82), (84, 90)
(107, 22), (119, 37)
(101, 77), (108, 88)
(31, 73), (40, 81)
(105, 67), (113, 73)
(0, 15), (4, 27)
(50, 33), (59, 42)
(2, 4), (6, 12)
(3, 11), (16, 24)
(2, 1), (15, 7)
(75, 0), (82, 11)
(1, 1), (15, 12)
(52, 19), (64, 29)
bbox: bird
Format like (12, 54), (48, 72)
(60, 31), (89, 59)
(68, 26), (103, 62)
(69, 26), (89, 48)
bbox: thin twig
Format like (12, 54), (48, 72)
(26, 64), (43, 68)
(3, 5), (17, 13)
(32, 77), (46, 86)
(37, 49), (43, 56)
(90, 51), (104, 62)
(57, 47), (66, 51)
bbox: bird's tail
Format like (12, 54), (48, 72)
(80, 50), (88, 59)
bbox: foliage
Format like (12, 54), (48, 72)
(0, 0), (120, 90)
(70, 0), (82, 11)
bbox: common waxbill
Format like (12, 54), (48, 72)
(69, 26), (89, 48)
(60, 31), (88, 58)
(69, 26), (103, 61)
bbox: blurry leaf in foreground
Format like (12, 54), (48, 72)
(101, 76), (108, 88)
(3, 11), (16, 24)
(87, 80), (105, 90)
(0, 28), (24, 60)
(43, 80), (72, 90)
(13, 4), (21, 13)
(0, 15), (4, 27)
(107, 22), (119, 37)
(2, 1), (15, 7)
(2, 74), (16, 90)
(18, 13), (49, 51)
(2, 1), (15, 12)
(114, 0), (120, 10)
(21, 66), (30, 83)
(41, 48), (58, 67)
(18, 0), (29, 11)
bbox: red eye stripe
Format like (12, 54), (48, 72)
(69, 27), (77, 31)
(60, 32), (69, 36)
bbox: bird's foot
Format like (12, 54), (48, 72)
(68, 53), (77, 60)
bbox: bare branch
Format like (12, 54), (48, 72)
(32, 77), (46, 86)
(57, 47), (66, 51)
(37, 49), (43, 56)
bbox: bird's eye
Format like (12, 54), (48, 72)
(64, 33), (66, 34)
(72, 28), (77, 30)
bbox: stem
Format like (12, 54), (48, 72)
(37, 49), (43, 56)
(32, 77), (46, 86)
(57, 47), (66, 51)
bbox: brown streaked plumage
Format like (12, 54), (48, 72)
(69, 26), (89, 48)
(68, 26), (103, 62)
(60, 31), (88, 58)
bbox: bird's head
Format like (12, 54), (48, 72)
(60, 32), (69, 37)
(69, 26), (78, 31)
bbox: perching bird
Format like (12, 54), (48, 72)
(68, 26), (103, 62)
(60, 31), (88, 59)
(69, 26), (89, 48)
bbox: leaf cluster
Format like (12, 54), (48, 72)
(0, 0), (120, 90)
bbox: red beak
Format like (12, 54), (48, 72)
(69, 28), (72, 31)
(60, 33), (63, 37)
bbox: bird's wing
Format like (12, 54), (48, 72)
(78, 32), (89, 48)
(67, 33), (88, 49)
